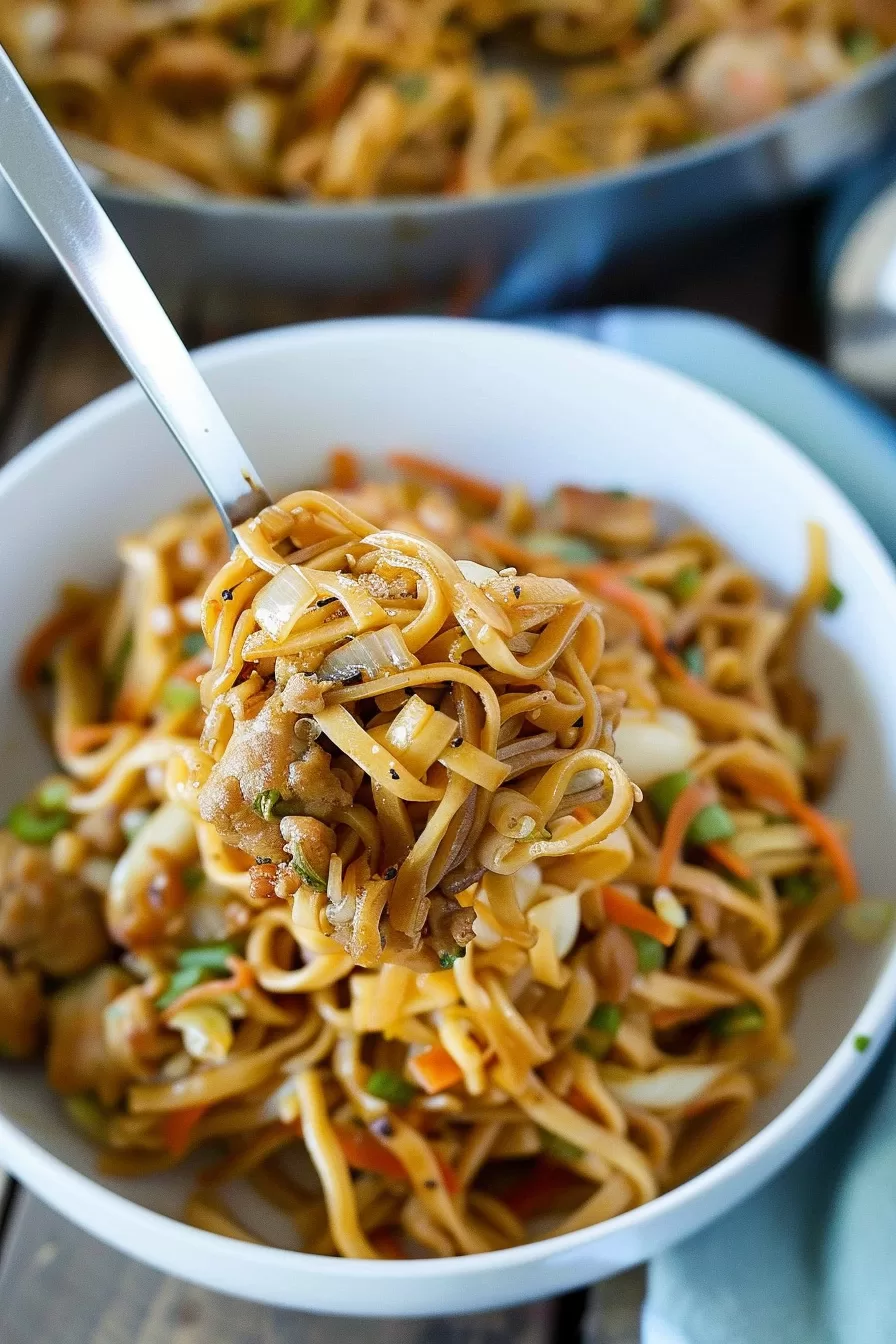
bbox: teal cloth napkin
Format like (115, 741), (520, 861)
(530, 309), (896, 1344)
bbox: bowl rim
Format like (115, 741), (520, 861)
(93, 54), (896, 223)
(2, 315), (896, 1279)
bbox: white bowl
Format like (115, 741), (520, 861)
(1, 318), (895, 1316)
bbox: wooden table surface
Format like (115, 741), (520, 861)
(0, 206), (826, 1340)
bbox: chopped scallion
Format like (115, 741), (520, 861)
(854, 1034), (871, 1053)
(523, 532), (601, 564)
(365, 1069), (417, 1106)
(588, 1003), (622, 1034)
(6, 802), (69, 845)
(670, 565), (701, 602)
(629, 930), (666, 973)
(777, 872), (817, 906)
(709, 1003), (764, 1039)
(293, 846), (327, 892)
(439, 946), (465, 969)
(180, 631), (207, 658)
(252, 789), (282, 822)
(161, 679), (201, 712)
(845, 28), (881, 65)
(181, 866), (205, 893)
(177, 942), (236, 972)
(687, 802), (736, 846)
(681, 643), (704, 676)
(155, 965), (210, 1011)
(822, 580), (844, 614)
(638, 0), (663, 33)
(36, 778), (71, 812)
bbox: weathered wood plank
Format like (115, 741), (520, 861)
(581, 1270), (645, 1344)
(0, 1193), (557, 1344)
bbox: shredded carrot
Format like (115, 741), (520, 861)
(566, 1085), (594, 1116)
(602, 884), (677, 947)
(466, 524), (565, 575)
(329, 447), (360, 490)
(407, 1044), (464, 1095)
(705, 841), (753, 882)
(310, 63), (360, 126)
(160, 955), (254, 1021)
(572, 806), (593, 824)
(732, 768), (859, 904)
(579, 567), (690, 682)
(65, 723), (120, 753)
(437, 1155), (460, 1196)
(656, 782), (716, 888)
(389, 454), (501, 509)
(652, 1006), (714, 1031)
(370, 1230), (407, 1259)
(162, 1104), (208, 1158)
(19, 597), (94, 688)
(336, 1126), (407, 1182)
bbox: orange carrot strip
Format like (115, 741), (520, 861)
(19, 598), (94, 688)
(160, 956), (254, 1021)
(602, 884), (677, 947)
(170, 652), (211, 682)
(733, 768), (859, 904)
(652, 1006), (714, 1031)
(65, 723), (120, 753)
(162, 1104), (208, 1158)
(407, 1044), (464, 1095)
(329, 447), (360, 490)
(572, 806), (593, 824)
(705, 841), (753, 881)
(310, 63), (361, 126)
(579, 567), (689, 682)
(466, 524), (566, 575)
(389, 454), (501, 509)
(657, 782), (715, 888)
(335, 1126), (407, 1182)
(437, 1156), (460, 1196)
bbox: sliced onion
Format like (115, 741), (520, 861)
(317, 624), (417, 683)
(604, 1063), (728, 1110)
(473, 863), (542, 948)
(529, 888), (580, 961)
(612, 707), (701, 788)
(458, 560), (500, 586)
(252, 565), (316, 642)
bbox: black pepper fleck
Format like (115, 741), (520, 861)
(254, 857), (273, 865)
(370, 1117), (394, 1139)
(423, 1179), (438, 1190)
(389, 767), (400, 780)
(573, 717), (583, 728)
(512, 584), (521, 599)
(451, 737), (463, 748)
(384, 866), (398, 880)
(221, 588), (234, 601)
(317, 597), (337, 608)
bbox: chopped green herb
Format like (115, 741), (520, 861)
(439, 946), (465, 969)
(155, 964), (211, 1011)
(538, 1128), (584, 1163)
(681, 643), (705, 676)
(822, 581), (844, 614)
(687, 802), (736, 846)
(709, 1003), (765, 1039)
(629, 930), (666, 973)
(670, 565), (701, 602)
(638, 0), (663, 33)
(777, 872), (817, 906)
(854, 1034), (871, 1053)
(290, 0), (323, 25)
(524, 531), (601, 564)
(181, 866), (205, 893)
(178, 942), (236, 972)
(845, 28), (881, 65)
(647, 771), (734, 844)
(729, 875), (759, 896)
(7, 801), (69, 845)
(64, 1094), (108, 1143)
(395, 73), (428, 101)
(293, 846), (328, 892)
(647, 770), (694, 819)
(105, 630), (133, 702)
(161, 678), (201, 712)
(36, 778), (71, 811)
(608, 489), (630, 500)
(252, 789), (282, 822)
(180, 631), (207, 658)
(588, 1003), (622, 1035)
(575, 1003), (623, 1059)
(366, 1069), (417, 1106)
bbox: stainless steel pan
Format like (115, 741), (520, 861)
(4, 54), (896, 314)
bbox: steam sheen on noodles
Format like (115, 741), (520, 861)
(0, 451), (862, 1257)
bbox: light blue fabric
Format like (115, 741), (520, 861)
(528, 309), (896, 1344)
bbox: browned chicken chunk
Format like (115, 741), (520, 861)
(0, 960), (45, 1059)
(0, 832), (109, 976)
(47, 965), (132, 1104)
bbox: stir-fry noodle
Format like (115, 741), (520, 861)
(1, 2), (892, 200)
(0, 452), (860, 1256)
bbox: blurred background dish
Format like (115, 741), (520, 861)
(1, 3), (896, 305)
